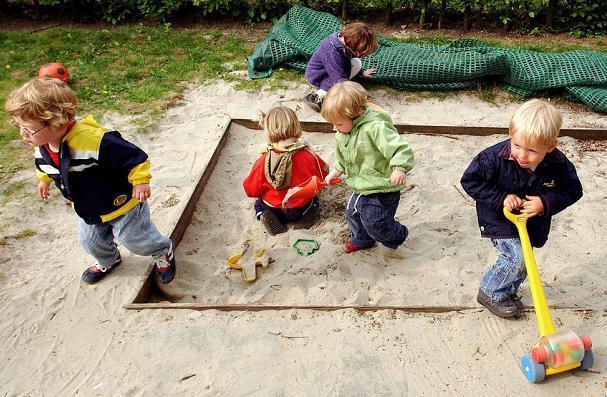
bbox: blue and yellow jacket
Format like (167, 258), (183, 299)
(35, 115), (151, 225)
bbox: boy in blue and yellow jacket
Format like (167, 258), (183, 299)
(5, 78), (176, 284)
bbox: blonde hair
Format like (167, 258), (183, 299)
(509, 99), (562, 146)
(321, 81), (368, 122)
(341, 22), (377, 57)
(5, 78), (77, 129)
(259, 106), (302, 143)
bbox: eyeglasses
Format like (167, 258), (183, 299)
(11, 120), (47, 137)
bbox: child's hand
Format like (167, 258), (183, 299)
(132, 183), (151, 202)
(324, 170), (342, 184)
(521, 195), (544, 217)
(390, 169), (407, 185)
(503, 194), (524, 211)
(362, 68), (376, 78)
(38, 181), (51, 199)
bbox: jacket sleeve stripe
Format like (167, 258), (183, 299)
(69, 149), (100, 160)
(39, 164), (60, 175)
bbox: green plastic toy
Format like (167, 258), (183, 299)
(292, 238), (319, 256)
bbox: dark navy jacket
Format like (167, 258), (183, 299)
(35, 115), (150, 225)
(460, 139), (582, 247)
(304, 32), (363, 91)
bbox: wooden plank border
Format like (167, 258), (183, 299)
(126, 117), (231, 305)
(124, 302), (598, 313)
(126, 117), (606, 311)
(232, 118), (607, 140)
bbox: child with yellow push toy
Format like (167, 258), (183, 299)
(461, 99), (583, 319)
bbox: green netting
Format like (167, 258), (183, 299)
(247, 5), (607, 113)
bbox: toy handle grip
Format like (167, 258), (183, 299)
(320, 178), (341, 187)
(503, 206), (529, 224)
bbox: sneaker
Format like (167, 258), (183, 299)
(343, 239), (374, 253)
(154, 243), (176, 284)
(477, 289), (523, 318)
(81, 254), (122, 284)
(260, 211), (288, 235)
(292, 202), (320, 230)
(507, 292), (524, 311)
(304, 92), (322, 112)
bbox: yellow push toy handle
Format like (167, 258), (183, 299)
(503, 207), (555, 337)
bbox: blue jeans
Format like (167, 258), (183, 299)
(77, 202), (171, 268)
(480, 238), (527, 302)
(345, 191), (408, 249)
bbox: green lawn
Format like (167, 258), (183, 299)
(0, 24), (297, 187)
(2, 23), (606, 193)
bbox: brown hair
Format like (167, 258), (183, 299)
(5, 78), (77, 128)
(340, 22), (377, 57)
(259, 106), (302, 143)
(321, 81), (368, 122)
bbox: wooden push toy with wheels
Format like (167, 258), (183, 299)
(503, 207), (594, 383)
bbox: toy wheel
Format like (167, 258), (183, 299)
(579, 349), (594, 370)
(521, 354), (546, 383)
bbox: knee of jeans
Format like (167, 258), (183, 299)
(361, 220), (390, 241)
(511, 250), (525, 272)
(503, 254), (525, 274)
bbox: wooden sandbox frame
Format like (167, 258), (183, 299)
(124, 118), (606, 313)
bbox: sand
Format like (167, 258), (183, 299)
(1, 81), (606, 395)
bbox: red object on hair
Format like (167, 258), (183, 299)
(38, 62), (69, 83)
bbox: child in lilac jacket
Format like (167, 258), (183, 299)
(304, 22), (377, 112)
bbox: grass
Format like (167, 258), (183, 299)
(1, 179), (31, 204)
(390, 32), (607, 52)
(1, 23), (606, 192)
(0, 24), (269, 186)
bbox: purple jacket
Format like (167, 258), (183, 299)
(305, 32), (363, 91)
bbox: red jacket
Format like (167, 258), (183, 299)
(243, 148), (328, 208)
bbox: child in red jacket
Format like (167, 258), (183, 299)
(243, 106), (328, 235)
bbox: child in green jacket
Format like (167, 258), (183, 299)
(323, 81), (414, 259)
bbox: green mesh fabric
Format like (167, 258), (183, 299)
(248, 5), (607, 113)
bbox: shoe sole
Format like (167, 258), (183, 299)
(303, 100), (321, 113)
(261, 211), (287, 235)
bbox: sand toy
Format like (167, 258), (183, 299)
(292, 238), (320, 256)
(503, 207), (594, 382)
(282, 176), (340, 209)
(227, 239), (273, 282)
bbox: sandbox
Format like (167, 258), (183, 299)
(125, 120), (607, 315)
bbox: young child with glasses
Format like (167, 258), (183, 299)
(5, 78), (176, 285)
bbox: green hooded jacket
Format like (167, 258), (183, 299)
(333, 107), (414, 195)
